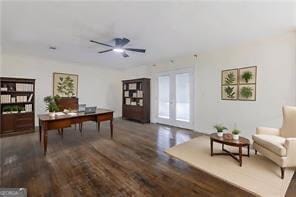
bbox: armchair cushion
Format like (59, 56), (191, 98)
(280, 106), (296, 138)
(256, 127), (280, 136)
(253, 134), (287, 156)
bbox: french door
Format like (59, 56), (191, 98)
(156, 68), (194, 129)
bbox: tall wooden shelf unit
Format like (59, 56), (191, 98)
(122, 78), (150, 123)
(0, 77), (35, 137)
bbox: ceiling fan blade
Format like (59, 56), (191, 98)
(120, 38), (130, 47)
(98, 49), (113, 53)
(122, 52), (129, 58)
(124, 48), (146, 53)
(90, 40), (113, 47)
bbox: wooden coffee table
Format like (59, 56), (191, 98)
(210, 133), (250, 167)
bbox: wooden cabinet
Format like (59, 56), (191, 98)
(0, 77), (35, 137)
(122, 78), (150, 123)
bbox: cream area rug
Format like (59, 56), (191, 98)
(165, 136), (294, 197)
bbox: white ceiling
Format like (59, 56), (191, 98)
(1, 1), (295, 69)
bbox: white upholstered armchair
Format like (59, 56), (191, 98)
(253, 106), (296, 179)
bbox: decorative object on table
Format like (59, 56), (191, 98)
(214, 124), (227, 137)
(232, 129), (240, 140)
(238, 66), (257, 101)
(221, 69), (238, 100)
(44, 95), (60, 117)
(221, 66), (257, 101)
(53, 72), (78, 97)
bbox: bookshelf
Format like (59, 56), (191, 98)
(122, 78), (150, 123)
(0, 77), (35, 137)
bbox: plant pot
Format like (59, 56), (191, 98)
(217, 132), (223, 137)
(233, 134), (239, 140)
(49, 112), (56, 117)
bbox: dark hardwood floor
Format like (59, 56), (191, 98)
(0, 119), (295, 196)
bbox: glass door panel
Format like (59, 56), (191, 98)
(175, 73), (190, 122)
(158, 75), (170, 119)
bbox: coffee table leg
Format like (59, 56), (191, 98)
(248, 145), (250, 157)
(239, 146), (242, 167)
(211, 139), (213, 156)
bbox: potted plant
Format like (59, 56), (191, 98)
(11, 105), (18, 113)
(2, 105), (12, 114)
(214, 124), (227, 137)
(44, 96), (60, 117)
(232, 129), (240, 140)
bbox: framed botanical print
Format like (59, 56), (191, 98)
(238, 84), (256, 101)
(239, 66), (257, 84)
(221, 68), (238, 85)
(221, 85), (238, 100)
(53, 72), (78, 97)
(221, 68), (238, 100)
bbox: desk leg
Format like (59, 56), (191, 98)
(39, 120), (42, 144)
(110, 119), (113, 138)
(97, 121), (100, 132)
(210, 139), (213, 156)
(43, 128), (48, 156)
(79, 123), (82, 136)
(239, 146), (242, 167)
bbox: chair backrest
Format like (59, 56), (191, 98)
(280, 105), (296, 138)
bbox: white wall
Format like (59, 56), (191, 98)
(196, 32), (296, 138)
(1, 53), (123, 125)
(123, 32), (296, 138)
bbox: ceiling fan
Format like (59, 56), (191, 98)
(90, 38), (146, 57)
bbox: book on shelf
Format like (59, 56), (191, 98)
(1, 95), (11, 103)
(1, 87), (8, 91)
(28, 94), (33, 102)
(128, 83), (137, 90)
(131, 102), (137, 106)
(132, 92), (137, 98)
(137, 90), (143, 98)
(139, 99), (143, 106)
(126, 98), (131, 105)
(124, 91), (129, 97)
(25, 104), (32, 112)
(16, 83), (33, 92)
(16, 96), (28, 102)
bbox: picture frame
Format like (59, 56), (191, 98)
(221, 66), (257, 101)
(221, 68), (238, 85)
(53, 72), (78, 97)
(238, 84), (256, 101)
(239, 66), (257, 85)
(221, 85), (238, 100)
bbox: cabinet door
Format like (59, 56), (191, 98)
(1, 114), (16, 134)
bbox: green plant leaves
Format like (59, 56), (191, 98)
(224, 86), (236, 98)
(56, 76), (75, 97)
(225, 72), (236, 85)
(240, 86), (253, 98)
(241, 71), (253, 83)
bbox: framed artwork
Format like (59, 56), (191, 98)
(53, 72), (78, 97)
(238, 84), (256, 101)
(221, 85), (238, 100)
(221, 68), (238, 85)
(221, 69), (238, 100)
(221, 66), (257, 101)
(239, 66), (257, 84)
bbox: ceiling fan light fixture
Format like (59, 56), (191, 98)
(113, 48), (124, 53)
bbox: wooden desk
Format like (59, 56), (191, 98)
(38, 109), (114, 155)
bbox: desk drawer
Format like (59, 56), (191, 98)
(47, 119), (71, 130)
(98, 113), (113, 122)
